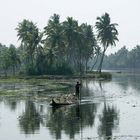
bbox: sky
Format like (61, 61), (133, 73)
(0, 0), (140, 54)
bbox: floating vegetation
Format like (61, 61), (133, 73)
(0, 77), (74, 98)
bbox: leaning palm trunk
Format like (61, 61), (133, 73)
(12, 66), (15, 76)
(91, 54), (99, 71)
(98, 49), (105, 74)
(29, 53), (34, 66)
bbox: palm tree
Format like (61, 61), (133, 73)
(35, 45), (47, 74)
(62, 17), (79, 63)
(80, 23), (97, 73)
(44, 14), (65, 66)
(1, 47), (10, 76)
(95, 13), (119, 73)
(16, 19), (42, 74)
(8, 44), (20, 75)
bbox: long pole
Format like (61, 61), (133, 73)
(78, 40), (83, 139)
(79, 45), (83, 140)
(79, 42), (82, 103)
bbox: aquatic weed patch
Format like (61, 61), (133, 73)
(0, 77), (74, 97)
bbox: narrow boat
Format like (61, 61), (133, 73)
(50, 99), (72, 107)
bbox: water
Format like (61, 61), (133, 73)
(0, 72), (140, 140)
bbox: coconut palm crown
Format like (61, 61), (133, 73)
(95, 12), (119, 50)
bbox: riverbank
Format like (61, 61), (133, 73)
(0, 71), (112, 80)
(0, 72), (112, 98)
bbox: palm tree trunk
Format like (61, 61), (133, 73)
(85, 60), (88, 74)
(79, 46), (82, 76)
(30, 54), (34, 67)
(12, 66), (15, 76)
(98, 49), (105, 74)
(91, 54), (99, 71)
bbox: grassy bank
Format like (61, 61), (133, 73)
(0, 71), (112, 80)
(0, 77), (74, 98)
(0, 72), (112, 98)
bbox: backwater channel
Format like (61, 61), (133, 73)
(0, 71), (140, 140)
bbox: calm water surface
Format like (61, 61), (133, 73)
(0, 72), (140, 140)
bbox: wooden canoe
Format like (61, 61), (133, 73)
(50, 99), (74, 107)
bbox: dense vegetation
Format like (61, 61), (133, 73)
(0, 13), (118, 76)
(102, 45), (140, 69)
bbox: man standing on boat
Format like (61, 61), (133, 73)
(75, 81), (81, 98)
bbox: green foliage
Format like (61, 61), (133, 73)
(103, 45), (140, 69)
(8, 44), (20, 75)
(79, 23), (97, 72)
(43, 14), (97, 75)
(0, 44), (11, 76)
(55, 62), (74, 75)
(95, 13), (119, 48)
(44, 62), (74, 75)
(98, 72), (112, 79)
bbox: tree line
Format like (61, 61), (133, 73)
(102, 45), (140, 69)
(0, 13), (118, 76)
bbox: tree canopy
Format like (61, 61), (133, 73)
(0, 13), (120, 76)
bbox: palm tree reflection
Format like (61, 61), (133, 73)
(45, 103), (98, 140)
(4, 99), (18, 111)
(19, 100), (42, 134)
(98, 104), (119, 140)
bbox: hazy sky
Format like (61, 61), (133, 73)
(0, 0), (140, 54)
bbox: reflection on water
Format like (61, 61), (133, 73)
(1, 72), (140, 139)
(98, 104), (119, 140)
(19, 101), (42, 134)
(2, 98), (18, 111)
(44, 103), (97, 139)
